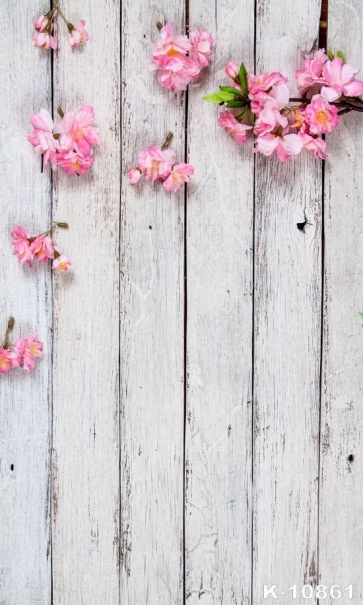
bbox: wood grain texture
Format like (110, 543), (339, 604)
(51, 0), (120, 603)
(0, 2), (52, 604)
(319, 1), (363, 600)
(185, 1), (254, 603)
(253, 1), (322, 602)
(120, 2), (185, 604)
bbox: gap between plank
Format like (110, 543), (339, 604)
(317, 0), (328, 597)
(183, 1), (190, 603)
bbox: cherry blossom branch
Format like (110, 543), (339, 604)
(1, 317), (15, 350)
(289, 97), (363, 113)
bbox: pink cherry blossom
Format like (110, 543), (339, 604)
(151, 55), (201, 93)
(248, 71), (288, 96)
(13, 336), (43, 372)
(189, 29), (214, 67)
(300, 133), (328, 159)
(57, 150), (94, 175)
(254, 130), (303, 162)
(304, 94), (340, 134)
(250, 83), (289, 117)
(53, 255), (72, 274)
(11, 226), (34, 266)
(33, 31), (57, 50)
(30, 236), (54, 263)
(254, 100), (288, 136)
(127, 168), (142, 184)
(295, 49), (328, 96)
(33, 14), (50, 32)
(59, 105), (100, 156)
(153, 23), (192, 64)
(163, 163), (194, 192)
(68, 20), (89, 49)
(218, 111), (252, 143)
(225, 62), (239, 80)
(0, 349), (18, 374)
(28, 109), (59, 169)
(321, 57), (363, 101)
(137, 146), (176, 182)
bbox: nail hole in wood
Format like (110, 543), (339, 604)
(297, 221), (307, 232)
(10, 464), (14, 471)
(149, 225), (152, 230)
(348, 454), (354, 463)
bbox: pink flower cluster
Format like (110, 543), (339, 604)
(127, 136), (194, 192)
(11, 224), (72, 274)
(33, 6), (88, 51)
(0, 319), (43, 375)
(28, 106), (100, 175)
(205, 50), (363, 161)
(151, 23), (214, 93)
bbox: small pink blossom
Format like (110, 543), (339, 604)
(28, 109), (59, 169)
(300, 133), (328, 159)
(137, 146), (176, 182)
(163, 163), (194, 192)
(127, 168), (142, 184)
(33, 31), (57, 50)
(68, 20), (89, 49)
(321, 57), (363, 101)
(250, 83), (289, 117)
(30, 236), (54, 263)
(13, 336), (43, 372)
(218, 111), (252, 143)
(152, 55), (201, 93)
(254, 130), (303, 162)
(254, 100), (288, 136)
(59, 105), (100, 156)
(11, 226), (34, 266)
(304, 94), (340, 134)
(52, 255), (72, 274)
(57, 150), (94, 175)
(225, 62), (239, 80)
(248, 71), (288, 96)
(295, 49), (328, 96)
(189, 29), (214, 67)
(153, 23), (192, 64)
(33, 14), (51, 32)
(0, 349), (18, 374)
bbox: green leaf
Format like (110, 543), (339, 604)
(236, 109), (248, 121)
(359, 312), (363, 318)
(203, 91), (236, 103)
(219, 85), (245, 97)
(337, 51), (346, 63)
(327, 49), (335, 61)
(238, 63), (248, 94)
(226, 100), (249, 108)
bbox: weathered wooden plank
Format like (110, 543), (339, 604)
(51, 0), (120, 603)
(120, 3), (185, 604)
(253, 1), (322, 601)
(185, 1), (254, 603)
(0, 2), (52, 604)
(319, 2), (363, 600)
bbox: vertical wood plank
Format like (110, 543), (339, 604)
(52, 0), (120, 603)
(120, 2), (185, 604)
(320, 2), (363, 600)
(253, 1), (322, 601)
(185, 1), (254, 603)
(0, 2), (52, 604)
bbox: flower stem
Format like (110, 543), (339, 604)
(1, 317), (15, 350)
(289, 97), (363, 113)
(161, 131), (174, 150)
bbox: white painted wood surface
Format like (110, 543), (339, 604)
(253, 1), (322, 602)
(0, 2), (52, 604)
(1, 0), (363, 604)
(319, 1), (363, 601)
(120, 3), (185, 604)
(186, 0), (254, 603)
(51, 0), (120, 603)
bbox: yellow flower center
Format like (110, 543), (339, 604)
(316, 110), (328, 125)
(167, 48), (179, 57)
